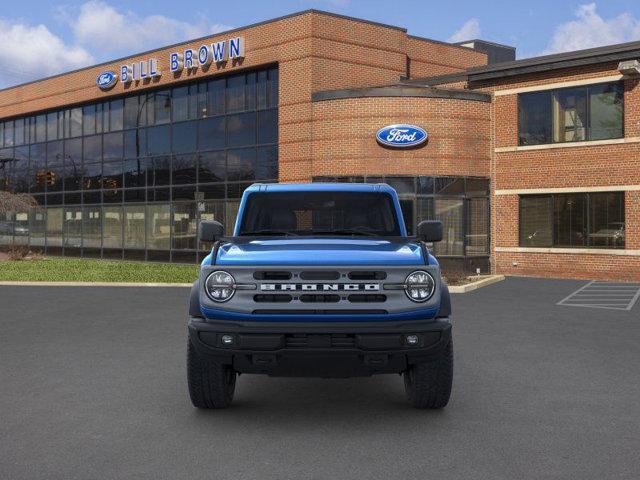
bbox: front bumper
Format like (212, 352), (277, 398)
(188, 316), (452, 377)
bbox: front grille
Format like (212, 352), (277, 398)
(348, 271), (387, 280)
(254, 294), (293, 303)
(300, 294), (340, 303)
(348, 294), (387, 303)
(253, 271), (292, 280)
(285, 334), (356, 348)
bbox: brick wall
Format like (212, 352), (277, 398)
(482, 63), (640, 281)
(303, 95), (491, 182)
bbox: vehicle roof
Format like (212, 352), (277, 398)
(245, 183), (398, 194)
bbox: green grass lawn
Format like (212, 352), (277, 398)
(0, 258), (199, 283)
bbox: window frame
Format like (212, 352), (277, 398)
(517, 81), (624, 146)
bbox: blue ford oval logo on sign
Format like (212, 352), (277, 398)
(376, 124), (428, 148)
(96, 71), (118, 90)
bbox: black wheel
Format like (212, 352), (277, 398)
(404, 340), (453, 409)
(187, 338), (236, 409)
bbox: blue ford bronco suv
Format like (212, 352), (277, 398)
(187, 183), (452, 409)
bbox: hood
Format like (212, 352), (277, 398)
(215, 238), (425, 266)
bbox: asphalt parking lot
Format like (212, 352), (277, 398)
(1, 277), (639, 480)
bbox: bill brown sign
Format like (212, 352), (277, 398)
(97, 36), (245, 89)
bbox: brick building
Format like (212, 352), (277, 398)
(0, 10), (637, 280)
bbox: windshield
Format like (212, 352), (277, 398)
(238, 191), (401, 237)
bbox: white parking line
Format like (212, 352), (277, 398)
(557, 280), (640, 311)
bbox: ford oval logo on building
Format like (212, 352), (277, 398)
(376, 124), (428, 148)
(96, 71), (118, 90)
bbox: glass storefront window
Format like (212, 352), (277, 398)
(1, 66), (277, 263)
(124, 205), (145, 249)
(172, 203), (197, 250)
(46, 208), (63, 247)
(146, 204), (170, 250)
(83, 206), (102, 249)
(103, 206), (123, 249)
(466, 198), (488, 255)
(434, 199), (464, 256)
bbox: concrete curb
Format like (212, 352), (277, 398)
(0, 281), (192, 287)
(448, 275), (505, 294)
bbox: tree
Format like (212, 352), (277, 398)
(0, 191), (37, 215)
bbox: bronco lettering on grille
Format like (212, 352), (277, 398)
(261, 284), (379, 291)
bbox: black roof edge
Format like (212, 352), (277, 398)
(312, 85), (490, 103)
(0, 9), (407, 94)
(453, 39), (516, 51)
(467, 39), (640, 81)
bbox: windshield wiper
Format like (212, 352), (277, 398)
(240, 229), (299, 236)
(312, 228), (379, 237)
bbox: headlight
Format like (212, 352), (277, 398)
(405, 270), (435, 302)
(205, 270), (236, 302)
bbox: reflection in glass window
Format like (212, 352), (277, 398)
(519, 196), (553, 247)
(466, 198), (488, 255)
(69, 108), (83, 138)
(103, 132), (123, 160)
(63, 207), (82, 248)
(47, 113), (59, 141)
(83, 105), (96, 135)
(554, 193), (587, 247)
(147, 125), (171, 155)
(256, 146), (277, 180)
(198, 116), (225, 150)
(154, 91), (171, 124)
(199, 200), (225, 251)
(172, 86), (189, 122)
(147, 204), (170, 250)
(227, 148), (256, 181)
(257, 109), (277, 144)
(207, 79), (225, 116)
(83, 135), (102, 163)
(553, 88), (588, 143)
(124, 96), (139, 129)
(29, 208), (46, 247)
(103, 206), (123, 249)
(226, 75), (245, 113)
(434, 199), (464, 256)
(589, 192), (625, 248)
(590, 83), (623, 140)
(172, 121), (197, 153)
(83, 206), (102, 249)
(172, 202), (197, 250)
(124, 205), (145, 249)
(172, 154), (197, 185)
(227, 112), (256, 147)
(110, 99), (124, 131)
(46, 207), (63, 247)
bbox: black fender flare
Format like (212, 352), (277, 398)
(437, 283), (451, 318)
(189, 280), (203, 318)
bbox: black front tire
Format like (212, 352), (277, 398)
(187, 339), (236, 409)
(404, 340), (453, 409)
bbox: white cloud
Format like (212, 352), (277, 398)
(448, 18), (481, 43)
(0, 20), (93, 88)
(542, 3), (640, 54)
(71, 1), (232, 55)
(0, 1), (233, 88)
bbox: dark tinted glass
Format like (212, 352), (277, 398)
(589, 83), (623, 140)
(554, 193), (587, 246)
(239, 192), (401, 236)
(198, 151), (226, 183)
(123, 158), (146, 188)
(198, 116), (225, 150)
(226, 75), (245, 113)
(518, 91), (552, 145)
(172, 121), (197, 153)
(147, 125), (170, 155)
(172, 154), (197, 185)
(256, 146), (277, 180)
(83, 135), (102, 163)
(257, 109), (277, 144)
(103, 132), (123, 160)
(227, 148), (255, 181)
(227, 112), (256, 147)
(519, 196), (553, 247)
(588, 192), (624, 248)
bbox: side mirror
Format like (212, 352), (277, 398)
(417, 220), (443, 243)
(198, 220), (224, 243)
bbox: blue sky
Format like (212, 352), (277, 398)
(2, 0), (640, 88)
